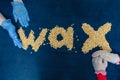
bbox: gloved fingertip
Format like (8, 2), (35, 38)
(24, 20), (29, 27)
(22, 17), (27, 27)
(18, 45), (22, 48)
(24, 23), (28, 28)
(28, 17), (30, 21)
(26, 22), (29, 27)
(25, 25), (27, 28)
(24, 23), (28, 27)
(14, 43), (17, 46)
(18, 43), (22, 48)
(17, 46), (21, 48)
(92, 53), (101, 57)
(25, 25), (28, 28)
(20, 44), (23, 48)
(19, 18), (24, 27)
(24, 16), (29, 27)
(26, 14), (30, 21)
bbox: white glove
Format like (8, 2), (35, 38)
(92, 57), (108, 75)
(0, 13), (6, 25)
(92, 50), (120, 64)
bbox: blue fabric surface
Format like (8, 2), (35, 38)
(0, 0), (120, 80)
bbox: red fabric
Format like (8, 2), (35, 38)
(119, 55), (120, 64)
(115, 55), (120, 64)
(96, 73), (107, 80)
(118, 61), (120, 64)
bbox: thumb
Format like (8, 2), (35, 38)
(100, 54), (112, 62)
(92, 50), (108, 57)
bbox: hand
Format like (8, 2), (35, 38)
(11, 1), (30, 27)
(92, 50), (120, 64)
(92, 57), (108, 75)
(0, 13), (6, 25)
(1, 19), (22, 48)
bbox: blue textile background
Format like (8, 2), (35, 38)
(0, 0), (120, 80)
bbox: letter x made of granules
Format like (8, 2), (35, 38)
(82, 22), (112, 54)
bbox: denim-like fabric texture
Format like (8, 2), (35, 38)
(0, 0), (120, 80)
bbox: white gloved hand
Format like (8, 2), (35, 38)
(92, 57), (108, 75)
(0, 13), (6, 25)
(92, 50), (120, 64)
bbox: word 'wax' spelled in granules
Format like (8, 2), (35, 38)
(17, 22), (112, 54)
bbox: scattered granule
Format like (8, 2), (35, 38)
(18, 27), (48, 52)
(39, 27), (41, 30)
(75, 51), (77, 53)
(81, 22), (112, 54)
(48, 25), (74, 50)
(30, 52), (33, 54)
(71, 24), (74, 26)
(45, 43), (49, 45)
(76, 35), (78, 38)
(43, 43), (46, 46)
(77, 39), (79, 41)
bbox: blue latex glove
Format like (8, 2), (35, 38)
(1, 19), (22, 48)
(11, 1), (30, 27)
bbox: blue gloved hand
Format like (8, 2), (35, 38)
(11, 1), (30, 27)
(1, 19), (22, 48)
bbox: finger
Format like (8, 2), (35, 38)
(13, 14), (17, 22)
(13, 40), (17, 46)
(21, 16), (27, 27)
(9, 31), (17, 40)
(92, 50), (107, 57)
(24, 15), (29, 27)
(26, 14), (30, 21)
(101, 55), (111, 62)
(92, 52), (101, 57)
(14, 39), (22, 48)
(11, 33), (22, 48)
(16, 42), (22, 48)
(23, 16), (28, 27)
(17, 41), (22, 48)
(22, 16), (27, 27)
(19, 17), (25, 27)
